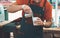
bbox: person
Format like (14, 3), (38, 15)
(7, 0), (52, 38)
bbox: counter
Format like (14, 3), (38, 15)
(0, 21), (60, 31)
(43, 28), (60, 38)
(43, 27), (60, 31)
(0, 21), (11, 27)
(0, 21), (60, 38)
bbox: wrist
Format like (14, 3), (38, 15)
(22, 5), (25, 10)
(43, 20), (46, 26)
(43, 22), (45, 25)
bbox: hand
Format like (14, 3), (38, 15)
(33, 17), (44, 26)
(22, 5), (32, 14)
(16, 25), (21, 29)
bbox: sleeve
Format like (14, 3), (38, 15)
(16, 0), (29, 5)
(44, 2), (52, 21)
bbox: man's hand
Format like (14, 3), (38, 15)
(22, 5), (32, 14)
(33, 17), (44, 26)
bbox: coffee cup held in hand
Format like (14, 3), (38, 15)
(24, 13), (32, 18)
(32, 17), (39, 25)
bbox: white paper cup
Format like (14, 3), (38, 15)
(32, 17), (38, 25)
(24, 13), (32, 17)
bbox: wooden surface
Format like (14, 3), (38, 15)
(43, 27), (60, 31)
(0, 21), (60, 31)
(0, 21), (12, 27)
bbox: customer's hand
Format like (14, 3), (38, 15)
(22, 5), (32, 14)
(33, 17), (44, 26)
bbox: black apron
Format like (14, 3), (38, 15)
(15, 4), (44, 38)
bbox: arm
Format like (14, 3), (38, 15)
(43, 2), (52, 27)
(7, 2), (23, 13)
(7, 0), (30, 13)
(7, 2), (32, 13)
(34, 2), (52, 28)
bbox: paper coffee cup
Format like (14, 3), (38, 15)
(24, 13), (32, 17)
(32, 17), (38, 25)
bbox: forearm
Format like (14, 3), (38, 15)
(7, 5), (23, 13)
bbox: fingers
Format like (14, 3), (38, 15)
(33, 18), (43, 26)
(23, 5), (32, 14)
(34, 21), (43, 25)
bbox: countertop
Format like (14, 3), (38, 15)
(0, 21), (12, 27)
(0, 21), (60, 31)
